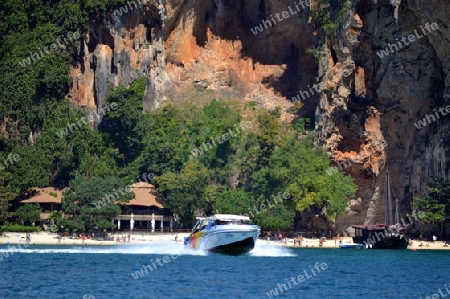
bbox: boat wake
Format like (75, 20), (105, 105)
(0, 241), (295, 257)
(0, 241), (206, 256)
(248, 242), (296, 257)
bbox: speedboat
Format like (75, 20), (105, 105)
(184, 214), (260, 255)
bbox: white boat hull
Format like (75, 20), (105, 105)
(186, 225), (259, 255)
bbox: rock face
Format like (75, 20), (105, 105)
(68, 0), (450, 232)
(69, 0), (318, 119)
(314, 0), (450, 231)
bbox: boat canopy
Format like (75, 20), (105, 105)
(210, 214), (251, 221)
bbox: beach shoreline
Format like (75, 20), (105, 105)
(0, 231), (187, 246)
(1, 232), (449, 250)
(263, 237), (450, 250)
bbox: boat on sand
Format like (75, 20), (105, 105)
(351, 171), (409, 250)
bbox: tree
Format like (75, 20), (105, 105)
(99, 78), (147, 165)
(0, 187), (16, 224)
(62, 176), (134, 232)
(0, 169), (18, 224)
(252, 135), (357, 221)
(137, 105), (192, 176)
(412, 177), (449, 229)
(412, 195), (445, 226)
(156, 161), (210, 228)
(254, 203), (295, 231)
(426, 177), (450, 219)
(15, 203), (41, 225)
(256, 109), (285, 164)
(213, 188), (254, 215)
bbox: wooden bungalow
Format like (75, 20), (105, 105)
(114, 182), (173, 231)
(20, 187), (65, 220)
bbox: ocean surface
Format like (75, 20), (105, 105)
(0, 242), (449, 299)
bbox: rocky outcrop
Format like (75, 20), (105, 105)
(67, 0), (450, 232)
(69, 0), (319, 120)
(315, 0), (450, 230)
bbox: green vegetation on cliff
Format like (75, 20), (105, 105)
(0, 0), (358, 231)
(413, 178), (450, 230)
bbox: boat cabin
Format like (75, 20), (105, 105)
(352, 224), (392, 243)
(190, 214), (253, 233)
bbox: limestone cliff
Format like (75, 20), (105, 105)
(68, 0), (450, 233)
(314, 0), (449, 232)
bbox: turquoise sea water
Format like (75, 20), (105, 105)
(0, 242), (449, 299)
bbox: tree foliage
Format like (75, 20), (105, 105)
(0, 1), (359, 232)
(413, 177), (450, 226)
(252, 136), (356, 220)
(156, 162), (210, 228)
(213, 188), (254, 215)
(63, 176), (134, 231)
(99, 78), (147, 166)
(15, 203), (41, 225)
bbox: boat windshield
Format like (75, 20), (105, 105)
(215, 219), (252, 225)
(191, 219), (211, 233)
(191, 217), (253, 233)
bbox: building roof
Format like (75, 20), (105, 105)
(20, 187), (65, 204)
(123, 182), (164, 208)
(20, 183), (165, 208)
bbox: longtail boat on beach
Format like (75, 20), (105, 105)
(184, 214), (260, 255)
(351, 171), (409, 250)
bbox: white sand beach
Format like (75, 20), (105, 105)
(1, 232), (449, 250)
(0, 231), (188, 246)
(264, 237), (450, 250)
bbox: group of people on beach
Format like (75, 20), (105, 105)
(56, 233), (92, 244)
(115, 234), (131, 244)
(294, 236), (303, 246)
(266, 233), (288, 244)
